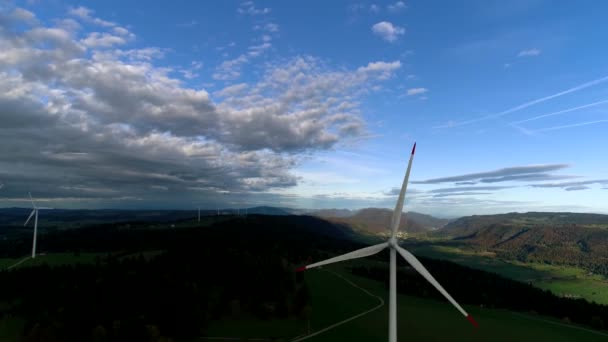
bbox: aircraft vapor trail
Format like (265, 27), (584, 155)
(536, 119), (608, 132)
(512, 99), (608, 125)
(436, 75), (608, 128)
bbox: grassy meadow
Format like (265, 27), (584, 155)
(407, 243), (608, 305)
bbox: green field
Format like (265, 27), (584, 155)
(2, 255), (607, 341)
(206, 317), (305, 339)
(0, 252), (104, 270)
(407, 243), (608, 304)
(0, 317), (24, 341)
(202, 263), (608, 341)
(300, 265), (608, 341)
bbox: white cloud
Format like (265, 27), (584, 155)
(81, 32), (127, 48)
(255, 23), (279, 33)
(12, 8), (37, 23)
(517, 48), (541, 57)
(0, 9), (402, 207)
(357, 61), (401, 80)
(371, 21), (405, 42)
(213, 54), (249, 80)
(387, 1), (407, 12)
(214, 83), (248, 97)
(113, 26), (130, 36)
(238, 1), (271, 15)
(248, 42), (271, 57)
(213, 32), (274, 80)
(68, 6), (116, 27)
(406, 87), (428, 96)
(370, 4), (380, 13)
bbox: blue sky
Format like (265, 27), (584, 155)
(0, 0), (607, 217)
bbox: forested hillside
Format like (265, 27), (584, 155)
(436, 212), (608, 276)
(318, 208), (449, 234)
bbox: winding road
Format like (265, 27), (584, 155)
(290, 269), (385, 342)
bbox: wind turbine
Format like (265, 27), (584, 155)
(23, 193), (52, 259)
(198, 207), (201, 222)
(296, 143), (478, 341)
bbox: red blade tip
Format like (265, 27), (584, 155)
(295, 266), (307, 272)
(411, 142), (416, 155)
(466, 314), (479, 328)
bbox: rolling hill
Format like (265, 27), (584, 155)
(435, 212), (608, 276)
(314, 208), (449, 235)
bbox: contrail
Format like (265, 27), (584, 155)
(436, 75), (608, 128)
(512, 99), (608, 125)
(536, 119), (608, 132)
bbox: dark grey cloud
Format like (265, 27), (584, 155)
(433, 192), (492, 198)
(479, 173), (579, 183)
(412, 164), (569, 184)
(429, 186), (513, 193)
(384, 187), (423, 196)
(565, 186), (590, 191)
(530, 180), (608, 189)
(455, 181), (477, 185)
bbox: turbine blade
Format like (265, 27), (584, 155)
(0, 184), (3, 190)
(395, 245), (478, 328)
(28, 192), (37, 209)
(390, 142), (416, 238)
(296, 242), (388, 272)
(24, 210), (35, 226)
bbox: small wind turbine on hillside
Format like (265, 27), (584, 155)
(24, 193), (52, 259)
(296, 143), (478, 341)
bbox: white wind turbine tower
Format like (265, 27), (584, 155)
(23, 193), (52, 259)
(296, 143), (478, 341)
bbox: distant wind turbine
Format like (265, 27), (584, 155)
(296, 143), (478, 341)
(198, 207), (201, 222)
(23, 193), (52, 259)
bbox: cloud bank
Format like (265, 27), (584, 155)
(0, 6), (401, 208)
